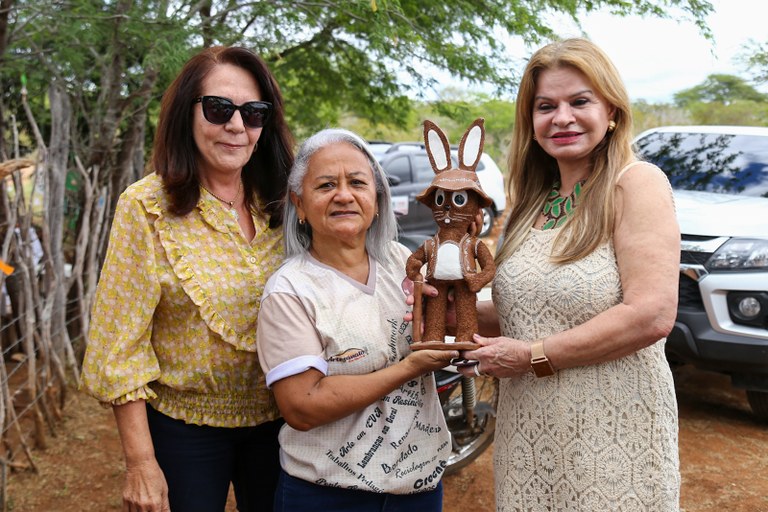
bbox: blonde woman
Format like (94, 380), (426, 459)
(460, 38), (681, 510)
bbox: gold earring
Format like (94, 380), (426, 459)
(607, 120), (616, 132)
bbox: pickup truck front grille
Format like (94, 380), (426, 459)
(678, 245), (710, 310)
(678, 273), (704, 309)
(680, 250), (712, 266)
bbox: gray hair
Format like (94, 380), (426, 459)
(284, 128), (398, 262)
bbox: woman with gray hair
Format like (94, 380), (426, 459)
(256, 128), (457, 512)
(282, 128), (398, 261)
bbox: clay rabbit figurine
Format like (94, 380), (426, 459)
(406, 118), (496, 350)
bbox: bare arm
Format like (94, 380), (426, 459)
(464, 164), (679, 376)
(259, 286), (457, 431)
(113, 400), (169, 512)
(476, 299), (501, 338)
(544, 163), (679, 368)
(272, 348), (457, 431)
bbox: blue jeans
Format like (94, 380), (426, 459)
(146, 404), (283, 511)
(273, 469), (443, 512)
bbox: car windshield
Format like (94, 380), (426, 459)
(634, 131), (768, 197)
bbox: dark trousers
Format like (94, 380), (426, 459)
(146, 404), (283, 511)
(273, 469), (443, 512)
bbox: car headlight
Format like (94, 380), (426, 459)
(707, 238), (768, 271)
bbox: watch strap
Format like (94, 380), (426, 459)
(530, 340), (555, 378)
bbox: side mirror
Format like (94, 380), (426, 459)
(387, 175), (401, 187)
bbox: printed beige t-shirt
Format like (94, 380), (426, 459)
(257, 242), (451, 494)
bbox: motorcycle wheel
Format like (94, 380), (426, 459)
(442, 375), (497, 475)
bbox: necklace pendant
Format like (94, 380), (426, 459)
(200, 181), (243, 221)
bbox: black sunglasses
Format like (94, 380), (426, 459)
(193, 96), (272, 129)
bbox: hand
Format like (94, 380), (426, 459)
(402, 277), (439, 323)
(407, 347), (460, 373)
(456, 334), (531, 379)
(405, 286), (458, 336)
(463, 274), (486, 294)
(469, 209), (484, 237)
(122, 458), (170, 512)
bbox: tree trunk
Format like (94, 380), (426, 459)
(47, 83), (75, 377)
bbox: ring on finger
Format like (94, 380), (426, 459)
(472, 364), (481, 377)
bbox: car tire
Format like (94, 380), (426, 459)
(478, 206), (494, 237)
(746, 390), (768, 420)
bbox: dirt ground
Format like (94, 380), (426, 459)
(3, 364), (767, 511)
(6, 221), (768, 511)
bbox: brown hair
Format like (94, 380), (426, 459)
(151, 46), (294, 228)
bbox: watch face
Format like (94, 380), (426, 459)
(532, 359), (555, 378)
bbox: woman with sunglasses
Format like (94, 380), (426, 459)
(81, 46), (294, 512)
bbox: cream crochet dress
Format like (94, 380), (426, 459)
(491, 228), (680, 511)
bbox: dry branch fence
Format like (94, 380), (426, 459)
(0, 86), (114, 510)
(0, 157), (107, 511)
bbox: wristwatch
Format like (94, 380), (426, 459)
(530, 340), (555, 378)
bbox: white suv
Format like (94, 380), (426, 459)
(472, 152), (507, 236)
(634, 125), (768, 419)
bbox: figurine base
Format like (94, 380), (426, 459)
(410, 341), (480, 351)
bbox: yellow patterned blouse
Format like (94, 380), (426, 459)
(81, 173), (284, 428)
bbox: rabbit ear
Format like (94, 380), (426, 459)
(458, 118), (485, 172)
(423, 120), (452, 173)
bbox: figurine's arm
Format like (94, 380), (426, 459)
(405, 245), (427, 282)
(465, 239), (496, 293)
(475, 241), (495, 280)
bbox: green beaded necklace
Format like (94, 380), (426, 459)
(540, 179), (585, 230)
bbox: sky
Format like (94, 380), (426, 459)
(549, 0), (768, 103)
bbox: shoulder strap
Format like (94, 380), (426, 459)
(615, 160), (675, 211)
(616, 160), (646, 182)
(616, 160), (667, 183)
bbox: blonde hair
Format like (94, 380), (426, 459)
(496, 37), (636, 265)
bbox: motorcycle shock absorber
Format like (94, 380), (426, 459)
(461, 376), (477, 429)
